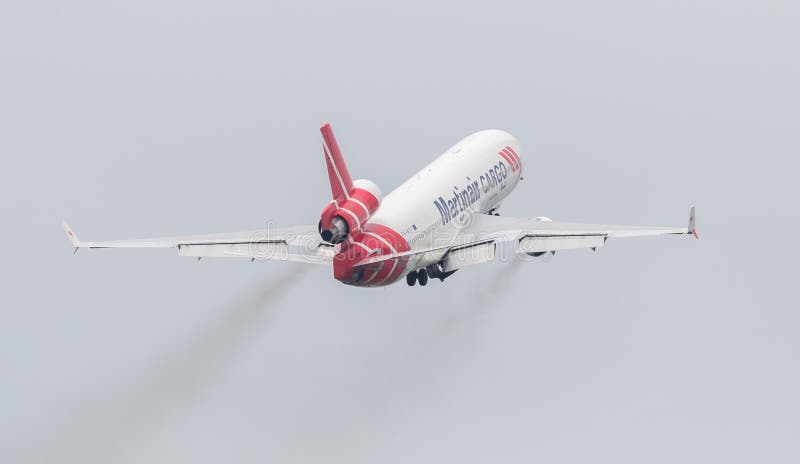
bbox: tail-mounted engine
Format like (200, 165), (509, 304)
(319, 179), (382, 243)
(317, 123), (382, 244)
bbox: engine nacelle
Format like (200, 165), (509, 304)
(319, 179), (382, 244)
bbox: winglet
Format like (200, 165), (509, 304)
(62, 221), (81, 253)
(688, 206), (698, 239)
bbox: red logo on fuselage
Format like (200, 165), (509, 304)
(498, 146), (521, 172)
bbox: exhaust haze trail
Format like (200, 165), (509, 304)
(23, 266), (309, 464)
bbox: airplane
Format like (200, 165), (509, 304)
(63, 123), (697, 287)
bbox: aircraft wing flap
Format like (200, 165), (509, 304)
(442, 240), (496, 272)
(177, 242), (287, 259)
(177, 242), (334, 264)
(517, 234), (606, 254)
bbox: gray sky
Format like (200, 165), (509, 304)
(1, 1), (798, 463)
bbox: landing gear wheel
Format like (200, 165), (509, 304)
(406, 271), (417, 286)
(417, 269), (428, 286)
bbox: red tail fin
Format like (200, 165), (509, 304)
(320, 123), (354, 201)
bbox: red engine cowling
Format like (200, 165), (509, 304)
(319, 178), (382, 244)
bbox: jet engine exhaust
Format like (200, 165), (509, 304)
(320, 216), (349, 244)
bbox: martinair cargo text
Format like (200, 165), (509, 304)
(63, 124), (697, 287)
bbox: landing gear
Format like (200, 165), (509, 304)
(406, 265), (455, 287)
(417, 268), (428, 286)
(406, 269), (428, 286)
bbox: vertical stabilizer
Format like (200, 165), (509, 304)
(320, 123), (354, 201)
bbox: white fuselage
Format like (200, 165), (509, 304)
(370, 129), (523, 272)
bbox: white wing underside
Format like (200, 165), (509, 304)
(356, 207), (696, 271)
(62, 222), (334, 265)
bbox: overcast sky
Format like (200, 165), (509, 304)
(1, 1), (798, 463)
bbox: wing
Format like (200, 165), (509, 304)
(355, 206), (697, 272)
(457, 205), (695, 254)
(62, 222), (334, 265)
